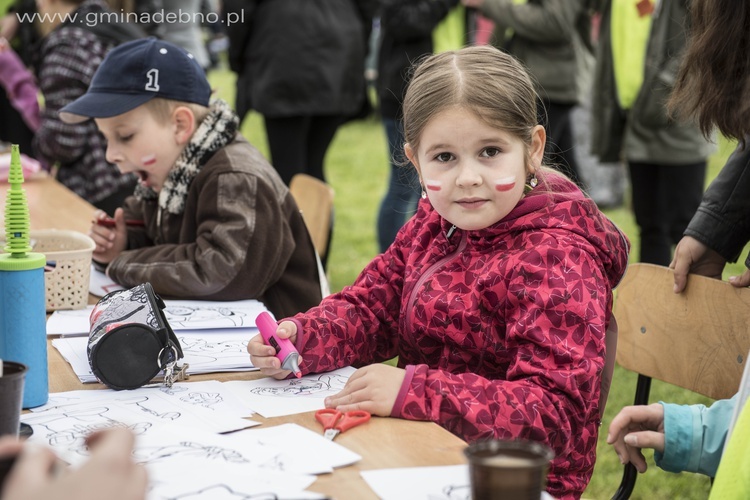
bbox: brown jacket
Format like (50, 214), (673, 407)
(108, 135), (322, 318)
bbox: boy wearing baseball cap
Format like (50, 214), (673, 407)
(61, 38), (322, 318)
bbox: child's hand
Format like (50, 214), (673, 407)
(247, 320), (300, 379)
(324, 364), (406, 416)
(89, 208), (128, 264)
(606, 403), (665, 473)
(2, 428), (146, 500)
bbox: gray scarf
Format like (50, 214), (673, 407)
(135, 99), (239, 214)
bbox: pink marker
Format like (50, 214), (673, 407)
(141, 154), (157, 166)
(256, 312), (302, 378)
(494, 176), (516, 192)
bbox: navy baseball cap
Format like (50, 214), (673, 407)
(60, 37), (211, 123)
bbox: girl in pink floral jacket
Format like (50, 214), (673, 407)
(249, 45), (630, 499)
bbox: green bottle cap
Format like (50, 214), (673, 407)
(0, 144), (45, 271)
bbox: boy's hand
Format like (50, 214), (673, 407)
(89, 208), (128, 264)
(606, 403), (665, 473)
(247, 320), (300, 379)
(324, 364), (406, 416)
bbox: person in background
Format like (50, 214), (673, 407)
(0, 428), (146, 500)
(223, 0), (376, 185)
(249, 45), (630, 499)
(668, 0), (750, 293)
(375, 0), (460, 252)
(591, 0), (713, 266)
(28, 0), (144, 214)
(61, 38), (323, 319)
(609, 1), (749, 497)
(159, 0), (211, 71)
(0, 36), (39, 137)
(0, 0), (39, 157)
(461, 0), (592, 190)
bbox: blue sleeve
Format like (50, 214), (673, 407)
(655, 395), (737, 477)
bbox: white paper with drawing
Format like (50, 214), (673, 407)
(52, 330), (258, 383)
(224, 366), (356, 418)
(20, 393), (255, 463)
(361, 465), (471, 500)
(135, 422), (359, 475)
(31, 380), (256, 419)
(47, 299), (270, 336)
(146, 457), (322, 500)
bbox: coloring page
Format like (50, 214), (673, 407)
(146, 457), (321, 500)
(21, 396), (255, 464)
(33, 381), (255, 418)
(135, 423), (359, 475)
(224, 367), (356, 418)
(161, 300), (269, 329)
(47, 299), (269, 336)
(361, 466), (556, 500)
(52, 331), (258, 383)
(360, 465), (471, 500)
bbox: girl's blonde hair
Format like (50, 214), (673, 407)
(402, 45), (540, 173)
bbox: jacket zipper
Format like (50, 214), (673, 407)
(405, 226), (467, 333)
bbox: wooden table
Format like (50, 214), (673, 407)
(4, 174), (469, 499)
(0, 173), (94, 234)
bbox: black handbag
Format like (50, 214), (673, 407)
(87, 282), (185, 390)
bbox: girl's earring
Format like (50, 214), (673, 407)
(421, 190), (427, 200)
(524, 173), (538, 193)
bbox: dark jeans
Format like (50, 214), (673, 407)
(538, 98), (585, 190)
(264, 115), (343, 185)
(629, 160), (707, 265)
(376, 118), (420, 252)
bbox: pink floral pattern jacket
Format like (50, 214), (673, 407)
(290, 175), (630, 499)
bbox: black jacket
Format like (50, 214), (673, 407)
(377, 0), (460, 120)
(225, 0), (375, 119)
(684, 141), (750, 267)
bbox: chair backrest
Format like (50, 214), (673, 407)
(289, 173), (335, 263)
(615, 263), (750, 400)
(611, 263), (750, 499)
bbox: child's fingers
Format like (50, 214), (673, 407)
(275, 321), (297, 342)
(0, 436), (24, 458)
(246, 334), (278, 360)
(623, 430), (665, 454)
(3, 445), (57, 494)
(624, 446), (648, 473)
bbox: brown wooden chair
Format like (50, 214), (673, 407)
(611, 263), (750, 499)
(289, 173), (335, 266)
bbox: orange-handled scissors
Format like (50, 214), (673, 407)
(314, 409), (371, 440)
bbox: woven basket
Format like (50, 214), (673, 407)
(31, 230), (95, 311)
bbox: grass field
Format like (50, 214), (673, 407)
(209, 68), (748, 500)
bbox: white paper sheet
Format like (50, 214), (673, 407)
(134, 423), (359, 475)
(52, 331), (258, 383)
(21, 394), (255, 463)
(224, 366), (356, 418)
(235, 422), (362, 470)
(361, 465), (471, 500)
(47, 299), (271, 336)
(89, 265), (125, 297)
(32, 381), (256, 419)
(361, 466), (556, 500)
(146, 457), (322, 500)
